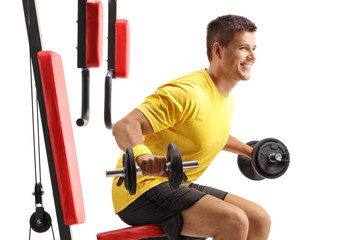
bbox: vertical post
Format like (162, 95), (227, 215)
(107, 0), (117, 76)
(22, 0), (72, 239)
(104, 0), (117, 129)
(77, 0), (87, 69)
(76, 0), (90, 126)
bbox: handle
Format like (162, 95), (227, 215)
(104, 70), (114, 129)
(76, 68), (90, 126)
(106, 161), (199, 178)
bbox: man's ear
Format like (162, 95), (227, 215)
(212, 42), (223, 60)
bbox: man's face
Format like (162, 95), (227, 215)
(220, 31), (256, 81)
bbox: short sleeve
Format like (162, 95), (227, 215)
(136, 81), (199, 133)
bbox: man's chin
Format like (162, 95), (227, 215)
(239, 75), (251, 81)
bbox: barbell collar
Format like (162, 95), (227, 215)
(268, 152), (290, 162)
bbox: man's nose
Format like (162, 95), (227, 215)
(248, 50), (256, 61)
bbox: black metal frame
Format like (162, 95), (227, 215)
(77, 0), (87, 69)
(104, 0), (117, 129)
(22, 0), (72, 239)
(107, 0), (117, 73)
(76, 0), (90, 127)
(76, 68), (90, 126)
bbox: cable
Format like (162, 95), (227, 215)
(29, 48), (39, 185)
(36, 91), (42, 183)
(29, 224), (56, 240)
(29, 40), (42, 197)
(25, 1), (54, 239)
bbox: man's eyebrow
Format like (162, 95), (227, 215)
(238, 44), (257, 49)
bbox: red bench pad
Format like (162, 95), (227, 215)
(115, 19), (130, 78)
(86, 0), (103, 68)
(97, 225), (165, 240)
(38, 51), (86, 226)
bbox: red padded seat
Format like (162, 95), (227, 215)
(86, 0), (103, 68)
(38, 51), (86, 226)
(115, 19), (130, 78)
(97, 225), (165, 240)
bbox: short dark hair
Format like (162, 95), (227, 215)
(206, 15), (257, 61)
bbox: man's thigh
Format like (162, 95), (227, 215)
(181, 194), (246, 238)
(119, 182), (232, 239)
(181, 192), (269, 239)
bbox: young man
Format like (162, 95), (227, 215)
(112, 15), (271, 240)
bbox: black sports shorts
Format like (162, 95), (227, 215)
(117, 182), (228, 240)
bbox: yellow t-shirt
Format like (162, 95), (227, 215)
(112, 69), (234, 213)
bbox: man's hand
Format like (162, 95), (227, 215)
(136, 154), (168, 177)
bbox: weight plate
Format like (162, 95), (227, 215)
(167, 143), (183, 190)
(237, 141), (265, 180)
(252, 138), (290, 179)
(122, 153), (129, 190)
(124, 148), (137, 195)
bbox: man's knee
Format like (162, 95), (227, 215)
(181, 195), (250, 239)
(250, 206), (271, 235)
(223, 208), (249, 235)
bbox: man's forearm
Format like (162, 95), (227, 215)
(223, 135), (253, 159)
(112, 118), (144, 151)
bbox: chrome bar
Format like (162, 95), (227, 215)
(106, 161), (199, 177)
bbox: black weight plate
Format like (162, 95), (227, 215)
(124, 148), (137, 195)
(29, 211), (52, 233)
(252, 138), (290, 179)
(167, 143), (183, 190)
(247, 140), (260, 147)
(122, 153), (130, 190)
(237, 141), (264, 181)
(127, 148), (137, 195)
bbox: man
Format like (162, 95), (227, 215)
(112, 15), (271, 240)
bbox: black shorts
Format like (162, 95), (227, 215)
(118, 182), (228, 240)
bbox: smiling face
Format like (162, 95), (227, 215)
(217, 30), (256, 81)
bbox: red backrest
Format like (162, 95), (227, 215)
(115, 19), (130, 78)
(86, 0), (103, 68)
(38, 51), (86, 226)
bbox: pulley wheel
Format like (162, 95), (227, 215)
(29, 211), (51, 233)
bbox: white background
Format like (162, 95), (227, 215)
(1, 0), (359, 239)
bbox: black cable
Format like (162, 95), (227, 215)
(36, 93), (42, 183)
(50, 224), (55, 240)
(29, 37), (43, 189)
(26, 1), (55, 239)
(29, 224), (56, 240)
(29, 47), (39, 185)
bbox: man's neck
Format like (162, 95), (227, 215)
(206, 67), (238, 98)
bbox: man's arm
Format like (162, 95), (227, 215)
(223, 135), (253, 159)
(112, 108), (154, 151)
(112, 109), (167, 177)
